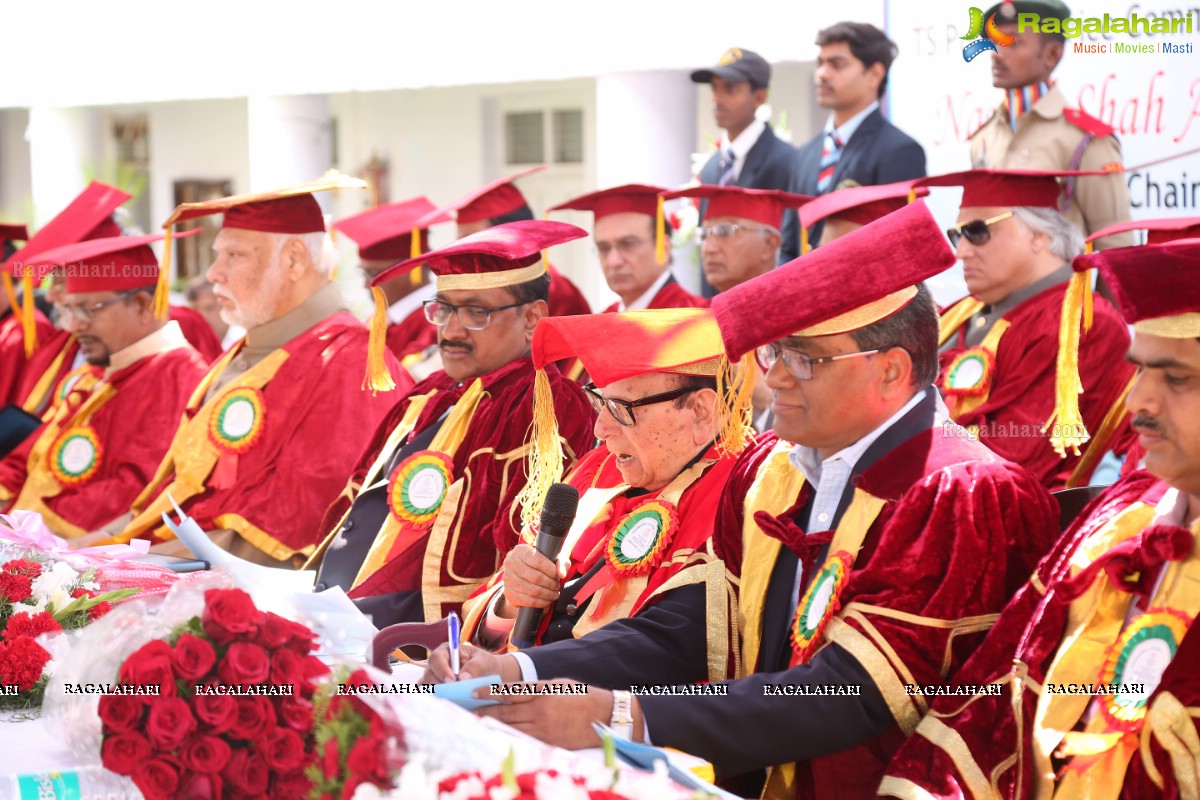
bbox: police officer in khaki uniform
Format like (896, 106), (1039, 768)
(969, 0), (1132, 250)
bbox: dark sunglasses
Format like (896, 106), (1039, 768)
(946, 211), (1014, 248)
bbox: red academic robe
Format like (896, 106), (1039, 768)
(880, 471), (1198, 800)
(547, 264), (591, 317)
(709, 400), (1059, 799)
(0, 309), (54, 406)
(939, 283), (1135, 491)
(600, 279), (710, 313)
(114, 312), (411, 562)
(319, 356), (597, 621)
(6, 344), (209, 536)
(168, 305), (224, 363)
(461, 445), (736, 677)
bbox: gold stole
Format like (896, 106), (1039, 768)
(113, 343), (288, 544)
(20, 337), (77, 415)
(1028, 506), (1200, 800)
(938, 298), (986, 347)
(16, 380), (118, 538)
(351, 379), (487, 590)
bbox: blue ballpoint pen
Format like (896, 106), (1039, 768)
(448, 611), (461, 679)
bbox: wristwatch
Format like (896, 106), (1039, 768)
(610, 690), (634, 740)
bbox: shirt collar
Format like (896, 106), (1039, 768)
(617, 270), (673, 312)
(824, 101), (879, 144)
(106, 320), (189, 376)
(244, 281), (345, 351)
(721, 118), (766, 162)
(1152, 486), (1190, 527)
(387, 282), (436, 324)
(788, 388), (927, 488)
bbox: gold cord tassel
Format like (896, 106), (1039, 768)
(154, 228), (173, 319)
(1045, 270), (1093, 457)
(801, 226), (811, 255)
(363, 285), (397, 393)
(410, 229), (421, 259)
(20, 272), (36, 356)
(518, 368), (563, 534)
(715, 352), (757, 457)
(655, 196), (667, 266)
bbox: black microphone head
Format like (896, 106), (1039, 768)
(541, 482), (579, 519)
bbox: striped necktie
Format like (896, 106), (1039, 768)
(717, 149), (737, 186)
(816, 131), (844, 193)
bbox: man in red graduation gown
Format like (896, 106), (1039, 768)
(422, 308), (743, 685)
(881, 238), (1200, 800)
(333, 196), (452, 363)
(921, 169), (1135, 490)
(440, 203), (1059, 800)
(107, 174), (411, 566)
(547, 185), (707, 313)
(309, 220), (597, 626)
(0, 233), (209, 535)
(0, 223), (53, 407)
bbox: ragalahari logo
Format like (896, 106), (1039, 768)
(961, 8), (1015, 62)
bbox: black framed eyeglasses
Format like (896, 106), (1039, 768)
(423, 299), (526, 331)
(56, 290), (139, 324)
(946, 211), (1014, 248)
(582, 382), (699, 427)
(755, 342), (882, 381)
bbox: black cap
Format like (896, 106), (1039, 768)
(984, 0), (1070, 23)
(691, 47), (771, 89)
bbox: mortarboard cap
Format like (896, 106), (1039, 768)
(797, 180), (928, 253)
(519, 307), (753, 532)
(914, 169), (1087, 209)
(549, 183), (669, 265)
(712, 200), (956, 360)
(1, 181), (131, 355)
(16, 230), (201, 294)
(1086, 216), (1200, 246)
(333, 196), (451, 262)
(158, 171), (366, 320)
(1076, 239), (1200, 339)
(661, 185), (811, 229)
(423, 166), (544, 227)
(360, 219), (586, 392)
(691, 47), (772, 89)
(0, 224), (28, 247)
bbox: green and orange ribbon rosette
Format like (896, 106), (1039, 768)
(605, 500), (677, 576)
(208, 386), (266, 455)
(791, 550), (854, 665)
(943, 346), (996, 398)
(387, 451), (454, 525)
(1096, 607), (1192, 732)
(49, 426), (103, 485)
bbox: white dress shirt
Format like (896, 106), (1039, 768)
(823, 101), (879, 147)
(617, 270), (673, 312)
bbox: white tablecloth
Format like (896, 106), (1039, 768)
(0, 711), (85, 778)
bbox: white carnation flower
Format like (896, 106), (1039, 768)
(31, 561), (80, 613)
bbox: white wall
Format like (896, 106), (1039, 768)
(0, 109), (33, 222)
(26, 106), (103, 229)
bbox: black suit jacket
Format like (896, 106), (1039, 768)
(780, 107), (927, 262)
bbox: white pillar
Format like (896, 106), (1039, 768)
(246, 94), (334, 200)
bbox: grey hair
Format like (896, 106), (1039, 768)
(848, 282), (940, 389)
(1012, 206), (1084, 262)
(272, 231), (337, 275)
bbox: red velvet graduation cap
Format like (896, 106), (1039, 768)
(20, 230), (201, 294)
(659, 185), (811, 229)
(915, 168), (1109, 208)
(1074, 239), (1200, 338)
(712, 200), (956, 359)
(1086, 216), (1200, 246)
(333, 196), (451, 262)
(547, 185), (665, 221)
(361, 220), (587, 392)
(0, 181), (130, 354)
(424, 166), (545, 227)
(0, 224), (27, 246)
(798, 180), (928, 231)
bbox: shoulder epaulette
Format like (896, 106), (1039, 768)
(1063, 108), (1115, 137)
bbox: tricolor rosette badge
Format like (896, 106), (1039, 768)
(208, 387), (266, 455)
(49, 426), (103, 485)
(606, 501), (677, 576)
(943, 347), (996, 398)
(1097, 608), (1191, 731)
(387, 451), (454, 525)
(791, 551), (854, 663)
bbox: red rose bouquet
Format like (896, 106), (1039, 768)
(0, 556), (138, 710)
(307, 667), (406, 800)
(98, 587), (330, 800)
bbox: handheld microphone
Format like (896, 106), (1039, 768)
(511, 482), (580, 649)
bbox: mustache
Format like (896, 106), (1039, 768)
(1132, 412), (1167, 437)
(439, 340), (474, 353)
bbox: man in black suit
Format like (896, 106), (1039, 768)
(781, 22), (927, 261)
(691, 47), (796, 295)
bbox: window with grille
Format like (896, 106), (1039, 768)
(505, 111), (544, 164)
(503, 108), (584, 165)
(553, 110), (583, 163)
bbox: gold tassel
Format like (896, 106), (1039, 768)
(2, 272), (19, 324)
(1045, 270), (1092, 457)
(20, 272), (36, 356)
(655, 196), (667, 266)
(907, 188), (917, 204)
(518, 368), (563, 533)
(154, 228), (173, 319)
(363, 285), (397, 393)
(715, 352), (757, 457)
(410, 229), (421, 259)
(801, 226), (811, 255)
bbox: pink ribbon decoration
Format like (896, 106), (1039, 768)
(0, 509), (151, 567)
